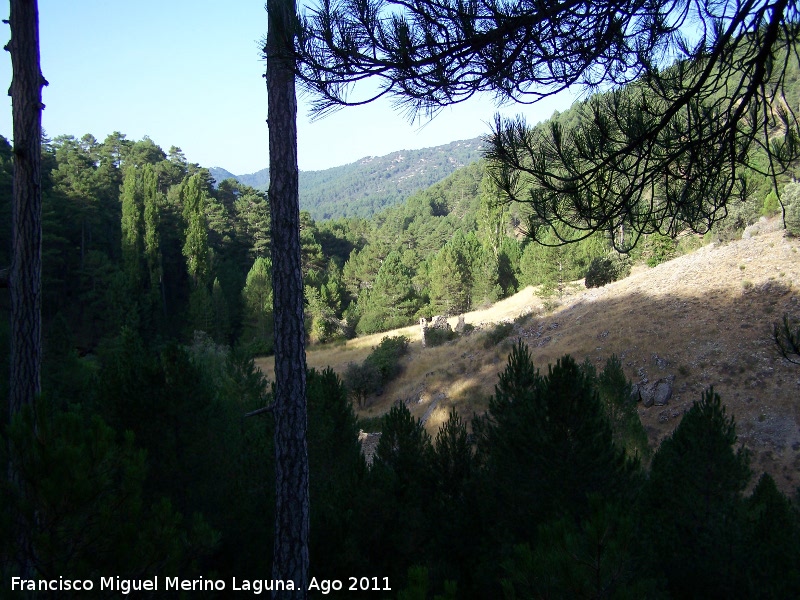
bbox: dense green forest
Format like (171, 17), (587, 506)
(210, 137), (485, 221)
(0, 128), (635, 358)
(2, 52), (800, 593)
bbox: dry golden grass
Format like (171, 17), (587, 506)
(257, 225), (800, 493)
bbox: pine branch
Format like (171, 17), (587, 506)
(774, 313), (800, 365)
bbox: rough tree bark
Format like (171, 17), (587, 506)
(6, 0), (46, 579)
(7, 0), (45, 415)
(265, 0), (309, 596)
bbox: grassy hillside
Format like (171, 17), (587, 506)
(257, 224), (800, 493)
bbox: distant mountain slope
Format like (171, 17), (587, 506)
(236, 168), (271, 190)
(211, 137), (485, 220)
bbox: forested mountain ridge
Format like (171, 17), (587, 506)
(210, 136), (484, 220)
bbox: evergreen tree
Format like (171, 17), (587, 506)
(784, 181), (800, 236)
(182, 173), (212, 333)
(518, 231), (608, 293)
(638, 388), (751, 598)
(500, 500), (663, 599)
(427, 234), (472, 315)
(474, 343), (634, 543)
(242, 257), (274, 354)
(362, 403), (434, 582)
(477, 174), (508, 260)
(266, 0), (311, 584)
(470, 244), (503, 307)
(120, 165), (145, 291)
(99, 131), (131, 173)
(126, 136), (167, 168)
(142, 163), (166, 317)
(182, 173), (210, 286)
(50, 134), (114, 269)
(300, 210), (326, 277)
(305, 285), (339, 343)
(356, 250), (418, 334)
(306, 368), (367, 577)
(341, 241), (388, 305)
(497, 236), (521, 295)
(432, 408), (473, 502)
(232, 186), (271, 261)
(427, 408), (479, 588)
(597, 355), (650, 460)
(743, 473), (800, 596)
(160, 145), (189, 188)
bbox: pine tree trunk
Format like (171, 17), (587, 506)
(266, 0), (309, 596)
(7, 0), (46, 579)
(8, 0), (45, 416)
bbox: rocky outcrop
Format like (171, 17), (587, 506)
(431, 315), (451, 331)
(633, 375), (675, 408)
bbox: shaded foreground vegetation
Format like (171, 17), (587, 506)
(2, 331), (798, 597)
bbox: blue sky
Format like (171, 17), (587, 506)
(0, 1), (576, 174)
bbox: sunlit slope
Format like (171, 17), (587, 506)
(257, 228), (800, 492)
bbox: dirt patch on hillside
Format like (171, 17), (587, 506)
(257, 227), (800, 494)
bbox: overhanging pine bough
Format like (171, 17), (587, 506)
(294, 0), (800, 251)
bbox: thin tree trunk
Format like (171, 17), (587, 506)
(7, 0), (47, 580)
(266, 0), (309, 596)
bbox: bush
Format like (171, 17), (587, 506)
(343, 336), (409, 406)
(425, 327), (457, 347)
(585, 254), (631, 288)
(483, 322), (515, 348)
(644, 233), (677, 267)
(366, 335), (410, 384)
(762, 191), (780, 216)
(783, 182), (800, 236)
(676, 233), (705, 255)
(344, 361), (381, 408)
(585, 257), (614, 287)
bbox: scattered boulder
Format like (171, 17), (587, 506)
(652, 353), (668, 369)
(635, 375), (675, 408)
(652, 377), (675, 405)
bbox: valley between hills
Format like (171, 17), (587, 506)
(257, 224), (800, 494)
